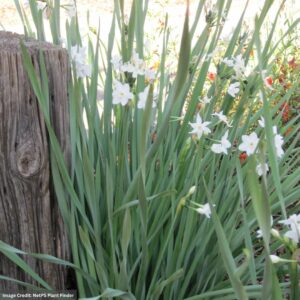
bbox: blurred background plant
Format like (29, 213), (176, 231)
(0, 0), (299, 299)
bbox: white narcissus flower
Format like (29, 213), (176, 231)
(111, 55), (123, 71)
(130, 50), (145, 78)
(144, 68), (156, 81)
(70, 46), (91, 78)
(232, 55), (246, 79)
(189, 114), (211, 139)
(256, 163), (269, 176)
(199, 96), (212, 105)
(211, 130), (231, 154)
(212, 110), (232, 127)
(279, 214), (300, 243)
(223, 57), (234, 67)
(227, 82), (240, 97)
(112, 80), (133, 106)
(273, 127), (284, 158)
(137, 86), (156, 109)
(121, 62), (135, 73)
(196, 203), (212, 219)
(238, 132), (259, 155)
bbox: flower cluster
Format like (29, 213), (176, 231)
(111, 50), (156, 82)
(111, 51), (157, 109)
(189, 111), (285, 177)
(70, 46), (91, 78)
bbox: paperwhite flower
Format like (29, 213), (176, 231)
(189, 114), (211, 139)
(199, 96), (212, 105)
(238, 132), (259, 155)
(279, 214), (300, 243)
(232, 55), (246, 79)
(145, 68), (156, 81)
(211, 130), (231, 154)
(121, 62), (135, 73)
(130, 50), (145, 78)
(212, 110), (232, 127)
(196, 203), (212, 219)
(112, 80), (133, 106)
(256, 163), (269, 176)
(137, 86), (156, 109)
(223, 57), (234, 67)
(273, 127), (284, 158)
(228, 82), (240, 97)
(70, 46), (91, 78)
(111, 55), (122, 71)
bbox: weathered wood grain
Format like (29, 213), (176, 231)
(0, 31), (71, 290)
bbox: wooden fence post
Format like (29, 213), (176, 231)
(0, 31), (72, 290)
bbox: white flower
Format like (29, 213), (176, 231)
(70, 46), (91, 78)
(258, 117), (265, 128)
(273, 127), (284, 158)
(256, 163), (269, 176)
(270, 255), (281, 264)
(238, 132), (259, 155)
(223, 57), (234, 67)
(111, 55), (122, 71)
(279, 214), (300, 227)
(232, 55), (246, 79)
(189, 114), (211, 139)
(121, 62), (135, 73)
(279, 214), (300, 243)
(144, 68), (156, 81)
(212, 110), (232, 127)
(130, 50), (145, 78)
(227, 82), (240, 97)
(112, 80), (133, 106)
(137, 86), (156, 109)
(211, 130), (231, 154)
(199, 96), (212, 105)
(196, 203), (212, 219)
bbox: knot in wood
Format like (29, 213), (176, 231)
(16, 141), (41, 178)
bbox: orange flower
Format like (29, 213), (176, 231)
(208, 72), (215, 82)
(239, 152), (247, 164)
(264, 76), (273, 88)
